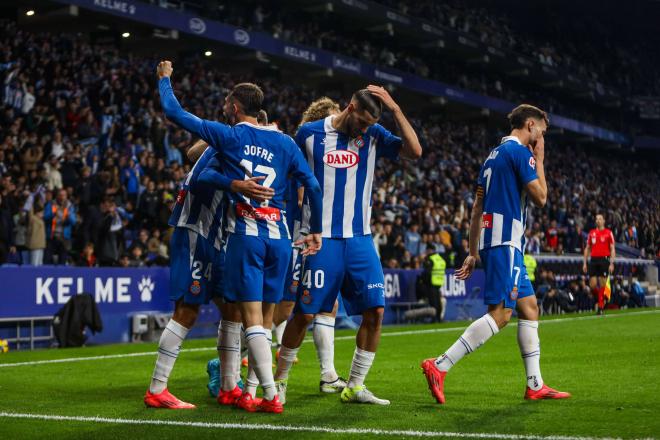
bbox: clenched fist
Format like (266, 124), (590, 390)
(157, 60), (173, 79)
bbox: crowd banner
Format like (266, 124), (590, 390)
(53, 0), (629, 145)
(0, 266), (487, 343)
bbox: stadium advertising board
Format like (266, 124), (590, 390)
(382, 269), (486, 323)
(0, 266), (171, 343)
(0, 266), (170, 319)
(1, 266), (487, 342)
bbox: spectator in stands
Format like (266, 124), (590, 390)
(545, 220), (560, 252)
(13, 197), (28, 264)
(43, 189), (76, 265)
(26, 199), (46, 266)
(95, 199), (120, 266)
(147, 228), (163, 256)
(77, 242), (97, 267)
(128, 246), (146, 268)
(404, 223), (422, 257)
(0, 21), (657, 269)
(372, 222), (387, 258)
(137, 180), (160, 228)
(0, 193), (14, 264)
(118, 253), (130, 268)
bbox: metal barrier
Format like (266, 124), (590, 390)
(0, 316), (53, 350)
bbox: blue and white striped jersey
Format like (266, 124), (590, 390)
(296, 115), (402, 238)
(168, 147), (231, 251)
(286, 179), (304, 241)
(477, 136), (539, 252)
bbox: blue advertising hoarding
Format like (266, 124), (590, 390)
(382, 269), (486, 324)
(0, 266), (171, 344)
(1, 266), (486, 344)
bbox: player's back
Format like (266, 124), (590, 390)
(478, 136), (538, 252)
(208, 122), (313, 239)
(169, 147), (226, 248)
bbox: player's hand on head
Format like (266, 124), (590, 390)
(366, 85), (400, 112)
(296, 233), (322, 256)
(455, 255), (476, 280)
(157, 60), (173, 79)
(231, 176), (275, 203)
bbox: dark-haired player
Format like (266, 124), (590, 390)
(422, 104), (570, 403)
(274, 86), (422, 405)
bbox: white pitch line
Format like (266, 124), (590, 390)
(0, 411), (649, 440)
(1, 309), (657, 369)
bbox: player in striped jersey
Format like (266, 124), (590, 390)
(421, 104), (570, 403)
(144, 138), (274, 409)
(275, 86), (422, 405)
(272, 97), (347, 395)
(157, 60), (323, 414)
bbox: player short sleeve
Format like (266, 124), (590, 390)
(373, 124), (402, 160)
(510, 147), (538, 186)
(476, 163), (487, 188)
(294, 124), (312, 159)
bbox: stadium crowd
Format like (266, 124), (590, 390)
(0, 23), (658, 268)
(169, 0), (658, 130)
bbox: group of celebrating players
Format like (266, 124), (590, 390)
(143, 59), (570, 414)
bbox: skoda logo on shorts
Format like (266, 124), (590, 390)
(189, 18), (207, 34)
(234, 29), (250, 46)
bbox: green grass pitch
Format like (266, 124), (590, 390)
(0, 309), (658, 439)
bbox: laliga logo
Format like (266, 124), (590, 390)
(234, 29), (250, 46)
(323, 149), (359, 169)
(189, 17), (206, 34)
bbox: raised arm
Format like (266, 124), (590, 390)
(367, 85), (422, 160)
(455, 187), (484, 280)
(157, 61), (230, 150)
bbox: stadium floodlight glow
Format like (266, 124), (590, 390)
(122, 32), (130, 38)
(204, 51), (212, 57)
(26, 10), (35, 16)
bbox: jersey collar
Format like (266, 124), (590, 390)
(500, 135), (522, 145)
(324, 115), (337, 133)
(235, 121), (280, 131)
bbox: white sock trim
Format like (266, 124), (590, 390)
(166, 319), (190, 339)
(314, 315), (336, 327)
